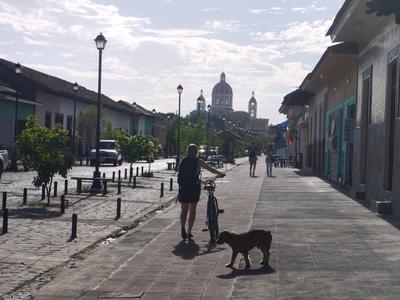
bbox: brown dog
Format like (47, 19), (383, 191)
(216, 230), (272, 268)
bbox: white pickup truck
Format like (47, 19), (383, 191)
(0, 150), (9, 177)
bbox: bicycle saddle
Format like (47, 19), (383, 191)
(203, 179), (216, 191)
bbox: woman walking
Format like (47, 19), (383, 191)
(248, 145), (257, 177)
(178, 144), (225, 240)
(265, 145), (274, 177)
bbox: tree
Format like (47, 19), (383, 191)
(16, 116), (74, 204)
(77, 106), (112, 155)
(117, 133), (156, 170)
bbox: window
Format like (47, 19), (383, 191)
(384, 59), (397, 191)
(55, 113), (64, 126)
(45, 111), (51, 129)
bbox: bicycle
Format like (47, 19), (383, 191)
(202, 179), (224, 243)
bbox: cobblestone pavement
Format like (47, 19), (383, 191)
(1, 158), (246, 299)
(26, 165), (400, 299)
(30, 159), (261, 299)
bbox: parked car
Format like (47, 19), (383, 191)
(89, 140), (123, 166)
(0, 149), (9, 177)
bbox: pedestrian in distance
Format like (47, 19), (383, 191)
(265, 145), (274, 177)
(177, 144), (225, 240)
(248, 145), (257, 177)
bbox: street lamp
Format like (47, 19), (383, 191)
(92, 32), (107, 192)
(222, 116), (226, 130)
(166, 115), (170, 158)
(132, 101), (136, 135)
(228, 120), (232, 130)
(10, 62), (22, 171)
(206, 104), (211, 157)
(72, 82), (79, 159)
(176, 84), (183, 169)
(197, 97), (202, 121)
(152, 108), (156, 136)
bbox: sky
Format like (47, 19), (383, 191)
(0, 0), (344, 124)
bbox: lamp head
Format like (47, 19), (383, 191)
(73, 82), (79, 91)
(94, 33), (107, 50)
(14, 62), (22, 74)
(177, 84), (183, 93)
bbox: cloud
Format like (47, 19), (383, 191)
(291, 4), (327, 13)
(204, 20), (243, 32)
(248, 7), (283, 15)
(23, 36), (49, 46)
(251, 19), (332, 54)
(200, 8), (221, 12)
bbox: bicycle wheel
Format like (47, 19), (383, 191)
(207, 196), (219, 243)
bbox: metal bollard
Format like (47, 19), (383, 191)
(23, 188), (27, 205)
(2, 208), (8, 234)
(70, 213), (77, 240)
(60, 195), (65, 214)
(103, 181), (107, 196)
(130, 167), (133, 179)
(41, 185), (45, 200)
(112, 172), (115, 182)
(117, 180), (121, 195)
(80, 157), (83, 166)
(53, 181), (58, 197)
(170, 178), (173, 191)
(136, 167), (139, 176)
(133, 176), (136, 189)
(2, 192), (6, 210)
(103, 173), (106, 179)
(77, 179), (82, 193)
(118, 170), (121, 181)
(116, 198), (121, 220)
(124, 168), (127, 179)
(141, 166), (144, 176)
(160, 183), (164, 198)
(64, 180), (68, 195)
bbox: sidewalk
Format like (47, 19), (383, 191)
(19, 164), (400, 299)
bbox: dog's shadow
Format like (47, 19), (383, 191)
(217, 265), (275, 279)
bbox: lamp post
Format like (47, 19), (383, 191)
(72, 82), (79, 159)
(10, 62), (22, 171)
(92, 32), (107, 192)
(132, 101), (136, 135)
(222, 116), (226, 130)
(206, 104), (211, 158)
(176, 84), (183, 169)
(166, 115), (170, 158)
(228, 120), (232, 130)
(152, 108), (156, 136)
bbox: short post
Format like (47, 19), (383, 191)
(64, 180), (68, 195)
(160, 183), (164, 198)
(41, 185), (45, 200)
(102, 173), (106, 179)
(80, 157), (83, 166)
(130, 167), (133, 179)
(117, 180), (121, 195)
(53, 181), (58, 197)
(141, 166), (144, 176)
(118, 170), (121, 181)
(70, 213), (77, 240)
(60, 195), (65, 214)
(170, 178), (173, 191)
(136, 167), (139, 176)
(112, 172), (115, 182)
(103, 181), (107, 196)
(133, 176), (136, 189)
(124, 168), (127, 179)
(2, 192), (6, 210)
(116, 197), (121, 220)
(2, 208), (8, 234)
(23, 188), (27, 205)
(77, 179), (82, 193)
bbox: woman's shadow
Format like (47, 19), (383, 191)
(172, 239), (225, 260)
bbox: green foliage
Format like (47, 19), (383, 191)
(16, 115), (74, 203)
(117, 134), (156, 168)
(77, 106), (112, 153)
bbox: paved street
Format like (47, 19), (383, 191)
(13, 162), (400, 299)
(0, 158), (243, 299)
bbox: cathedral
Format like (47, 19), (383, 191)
(190, 72), (269, 134)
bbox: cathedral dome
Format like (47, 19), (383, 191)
(212, 72), (233, 96)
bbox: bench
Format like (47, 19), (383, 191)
(71, 177), (113, 194)
(166, 162), (176, 170)
(208, 156), (224, 168)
